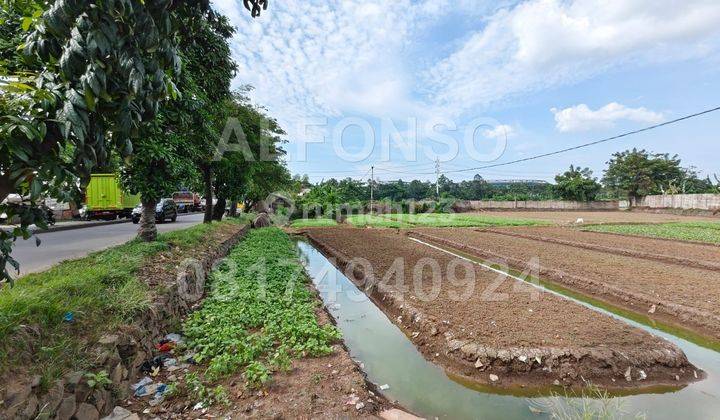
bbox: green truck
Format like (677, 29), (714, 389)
(83, 174), (140, 220)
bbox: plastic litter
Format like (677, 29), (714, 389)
(163, 358), (177, 367)
(131, 377), (153, 390)
(63, 312), (74, 323)
(155, 340), (176, 352)
(165, 333), (183, 344)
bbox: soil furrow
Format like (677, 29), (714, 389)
(409, 229), (720, 340)
(479, 227), (720, 272)
(304, 228), (699, 390)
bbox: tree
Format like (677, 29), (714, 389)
(554, 165), (601, 201)
(602, 149), (684, 203)
(121, 4), (238, 240)
(211, 90), (284, 221)
(0, 0), (269, 280)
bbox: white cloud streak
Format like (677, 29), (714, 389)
(551, 102), (663, 132)
(213, 0), (720, 139)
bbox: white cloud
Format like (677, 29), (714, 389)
(551, 102), (663, 132)
(483, 124), (515, 139)
(212, 0), (720, 146)
(425, 0), (720, 113)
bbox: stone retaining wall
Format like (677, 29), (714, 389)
(0, 225), (249, 420)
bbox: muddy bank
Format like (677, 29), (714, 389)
(410, 228), (720, 342)
(304, 228), (699, 390)
(480, 227), (720, 272)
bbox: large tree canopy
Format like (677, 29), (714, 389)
(554, 165), (601, 202)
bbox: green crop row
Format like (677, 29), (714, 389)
(183, 227), (340, 389)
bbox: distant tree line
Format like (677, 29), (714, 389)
(292, 148), (718, 213)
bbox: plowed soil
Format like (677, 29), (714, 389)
(304, 227), (698, 389)
(469, 211), (714, 225)
(481, 226), (720, 271)
(410, 228), (720, 339)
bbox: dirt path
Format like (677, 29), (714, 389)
(305, 228), (698, 390)
(410, 228), (720, 340)
(467, 211), (715, 225)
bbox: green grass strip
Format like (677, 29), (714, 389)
(382, 213), (547, 227)
(345, 214), (413, 228)
(584, 222), (720, 244)
(182, 227), (339, 388)
(289, 218), (339, 228)
(0, 218), (245, 385)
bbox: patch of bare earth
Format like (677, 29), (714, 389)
(410, 228), (720, 340)
(305, 228), (699, 391)
(481, 226), (720, 271)
(469, 210), (715, 225)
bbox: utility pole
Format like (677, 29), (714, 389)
(370, 165), (374, 216)
(435, 158), (440, 197)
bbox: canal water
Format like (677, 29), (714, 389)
(295, 238), (720, 419)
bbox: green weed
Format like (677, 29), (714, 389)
(183, 228), (340, 391)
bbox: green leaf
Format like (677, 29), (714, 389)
(22, 17), (32, 31)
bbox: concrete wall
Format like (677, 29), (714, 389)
(634, 193), (720, 210)
(453, 200), (620, 211)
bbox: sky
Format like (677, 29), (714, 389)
(212, 0), (720, 183)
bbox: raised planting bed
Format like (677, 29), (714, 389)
(479, 226), (720, 271)
(409, 228), (720, 341)
(304, 228), (700, 390)
(461, 211), (714, 225)
(289, 218), (339, 228)
(583, 222), (720, 245)
(380, 213), (547, 227)
(154, 227), (391, 418)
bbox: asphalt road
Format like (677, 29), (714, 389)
(10, 213), (205, 276)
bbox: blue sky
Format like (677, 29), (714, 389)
(213, 0), (720, 183)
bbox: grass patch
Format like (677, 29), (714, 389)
(182, 227), (340, 391)
(290, 218), (339, 228)
(381, 213), (547, 227)
(345, 214), (413, 228)
(0, 219), (244, 385)
(584, 222), (720, 244)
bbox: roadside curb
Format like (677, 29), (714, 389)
(3, 212), (202, 234)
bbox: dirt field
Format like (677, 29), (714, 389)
(410, 228), (720, 339)
(469, 210), (715, 225)
(305, 227), (698, 390)
(481, 226), (720, 271)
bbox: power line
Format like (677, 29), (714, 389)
(409, 105), (720, 175)
(295, 105), (720, 180)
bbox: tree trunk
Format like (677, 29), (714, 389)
(202, 165), (213, 224)
(229, 200), (238, 217)
(213, 197), (226, 221)
(138, 197), (158, 242)
(0, 174), (13, 204)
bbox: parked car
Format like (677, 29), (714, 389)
(155, 199), (178, 223)
(131, 204), (143, 224)
(131, 199), (178, 224)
